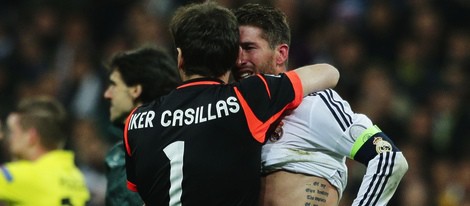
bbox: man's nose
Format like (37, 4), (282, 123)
(237, 50), (246, 66)
(103, 87), (112, 99)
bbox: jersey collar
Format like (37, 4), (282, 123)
(177, 78), (225, 89)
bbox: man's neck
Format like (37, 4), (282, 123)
(25, 146), (49, 161)
(182, 71), (231, 83)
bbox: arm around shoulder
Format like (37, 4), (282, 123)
(293, 63), (340, 96)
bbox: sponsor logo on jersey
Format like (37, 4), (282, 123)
(269, 122), (284, 142)
(269, 130), (282, 142)
(373, 137), (392, 154)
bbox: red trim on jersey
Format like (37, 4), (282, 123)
(257, 74), (271, 99)
(127, 180), (138, 192)
(124, 107), (139, 156)
(177, 81), (222, 89)
(285, 71), (303, 109)
(234, 87), (287, 143)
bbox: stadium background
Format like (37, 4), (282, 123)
(0, 0), (468, 205)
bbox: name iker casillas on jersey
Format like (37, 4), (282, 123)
(128, 96), (240, 130)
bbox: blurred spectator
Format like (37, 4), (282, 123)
(70, 119), (108, 206)
(355, 63), (407, 141)
(394, 37), (430, 101)
(102, 46), (179, 206)
(125, 5), (169, 48)
(362, 1), (398, 59)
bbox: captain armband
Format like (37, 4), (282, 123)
(349, 125), (399, 165)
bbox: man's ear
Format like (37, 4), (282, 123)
(275, 43), (289, 66)
(28, 128), (40, 146)
(129, 84), (143, 100)
(177, 48), (184, 70)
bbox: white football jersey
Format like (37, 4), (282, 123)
(261, 89), (408, 205)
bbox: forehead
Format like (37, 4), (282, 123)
(110, 70), (125, 82)
(6, 113), (20, 128)
(239, 25), (268, 45)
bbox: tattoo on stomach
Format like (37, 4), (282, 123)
(304, 181), (329, 206)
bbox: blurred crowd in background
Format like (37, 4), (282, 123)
(0, 0), (469, 205)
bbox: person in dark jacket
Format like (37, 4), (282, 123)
(103, 46), (180, 206)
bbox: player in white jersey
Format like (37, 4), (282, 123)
(234, 4), (408, 206)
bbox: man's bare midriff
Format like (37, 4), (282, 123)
(260, 170), (339, 206)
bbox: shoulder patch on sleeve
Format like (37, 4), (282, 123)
(1, 166), (13, 182)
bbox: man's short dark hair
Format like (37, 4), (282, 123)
(234, 3), (291, 49)
(169, 2), (239, 78)
(15, 96), (68, 150)
(108, 46), (180, 103)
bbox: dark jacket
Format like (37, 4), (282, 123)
(105, 126), (143, 206)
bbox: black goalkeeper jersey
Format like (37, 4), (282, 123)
(124, 72), (302, 206)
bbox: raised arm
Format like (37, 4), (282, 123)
(293, 63), (340, 96)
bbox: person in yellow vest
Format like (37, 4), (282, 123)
(0, 96), (89, 206)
